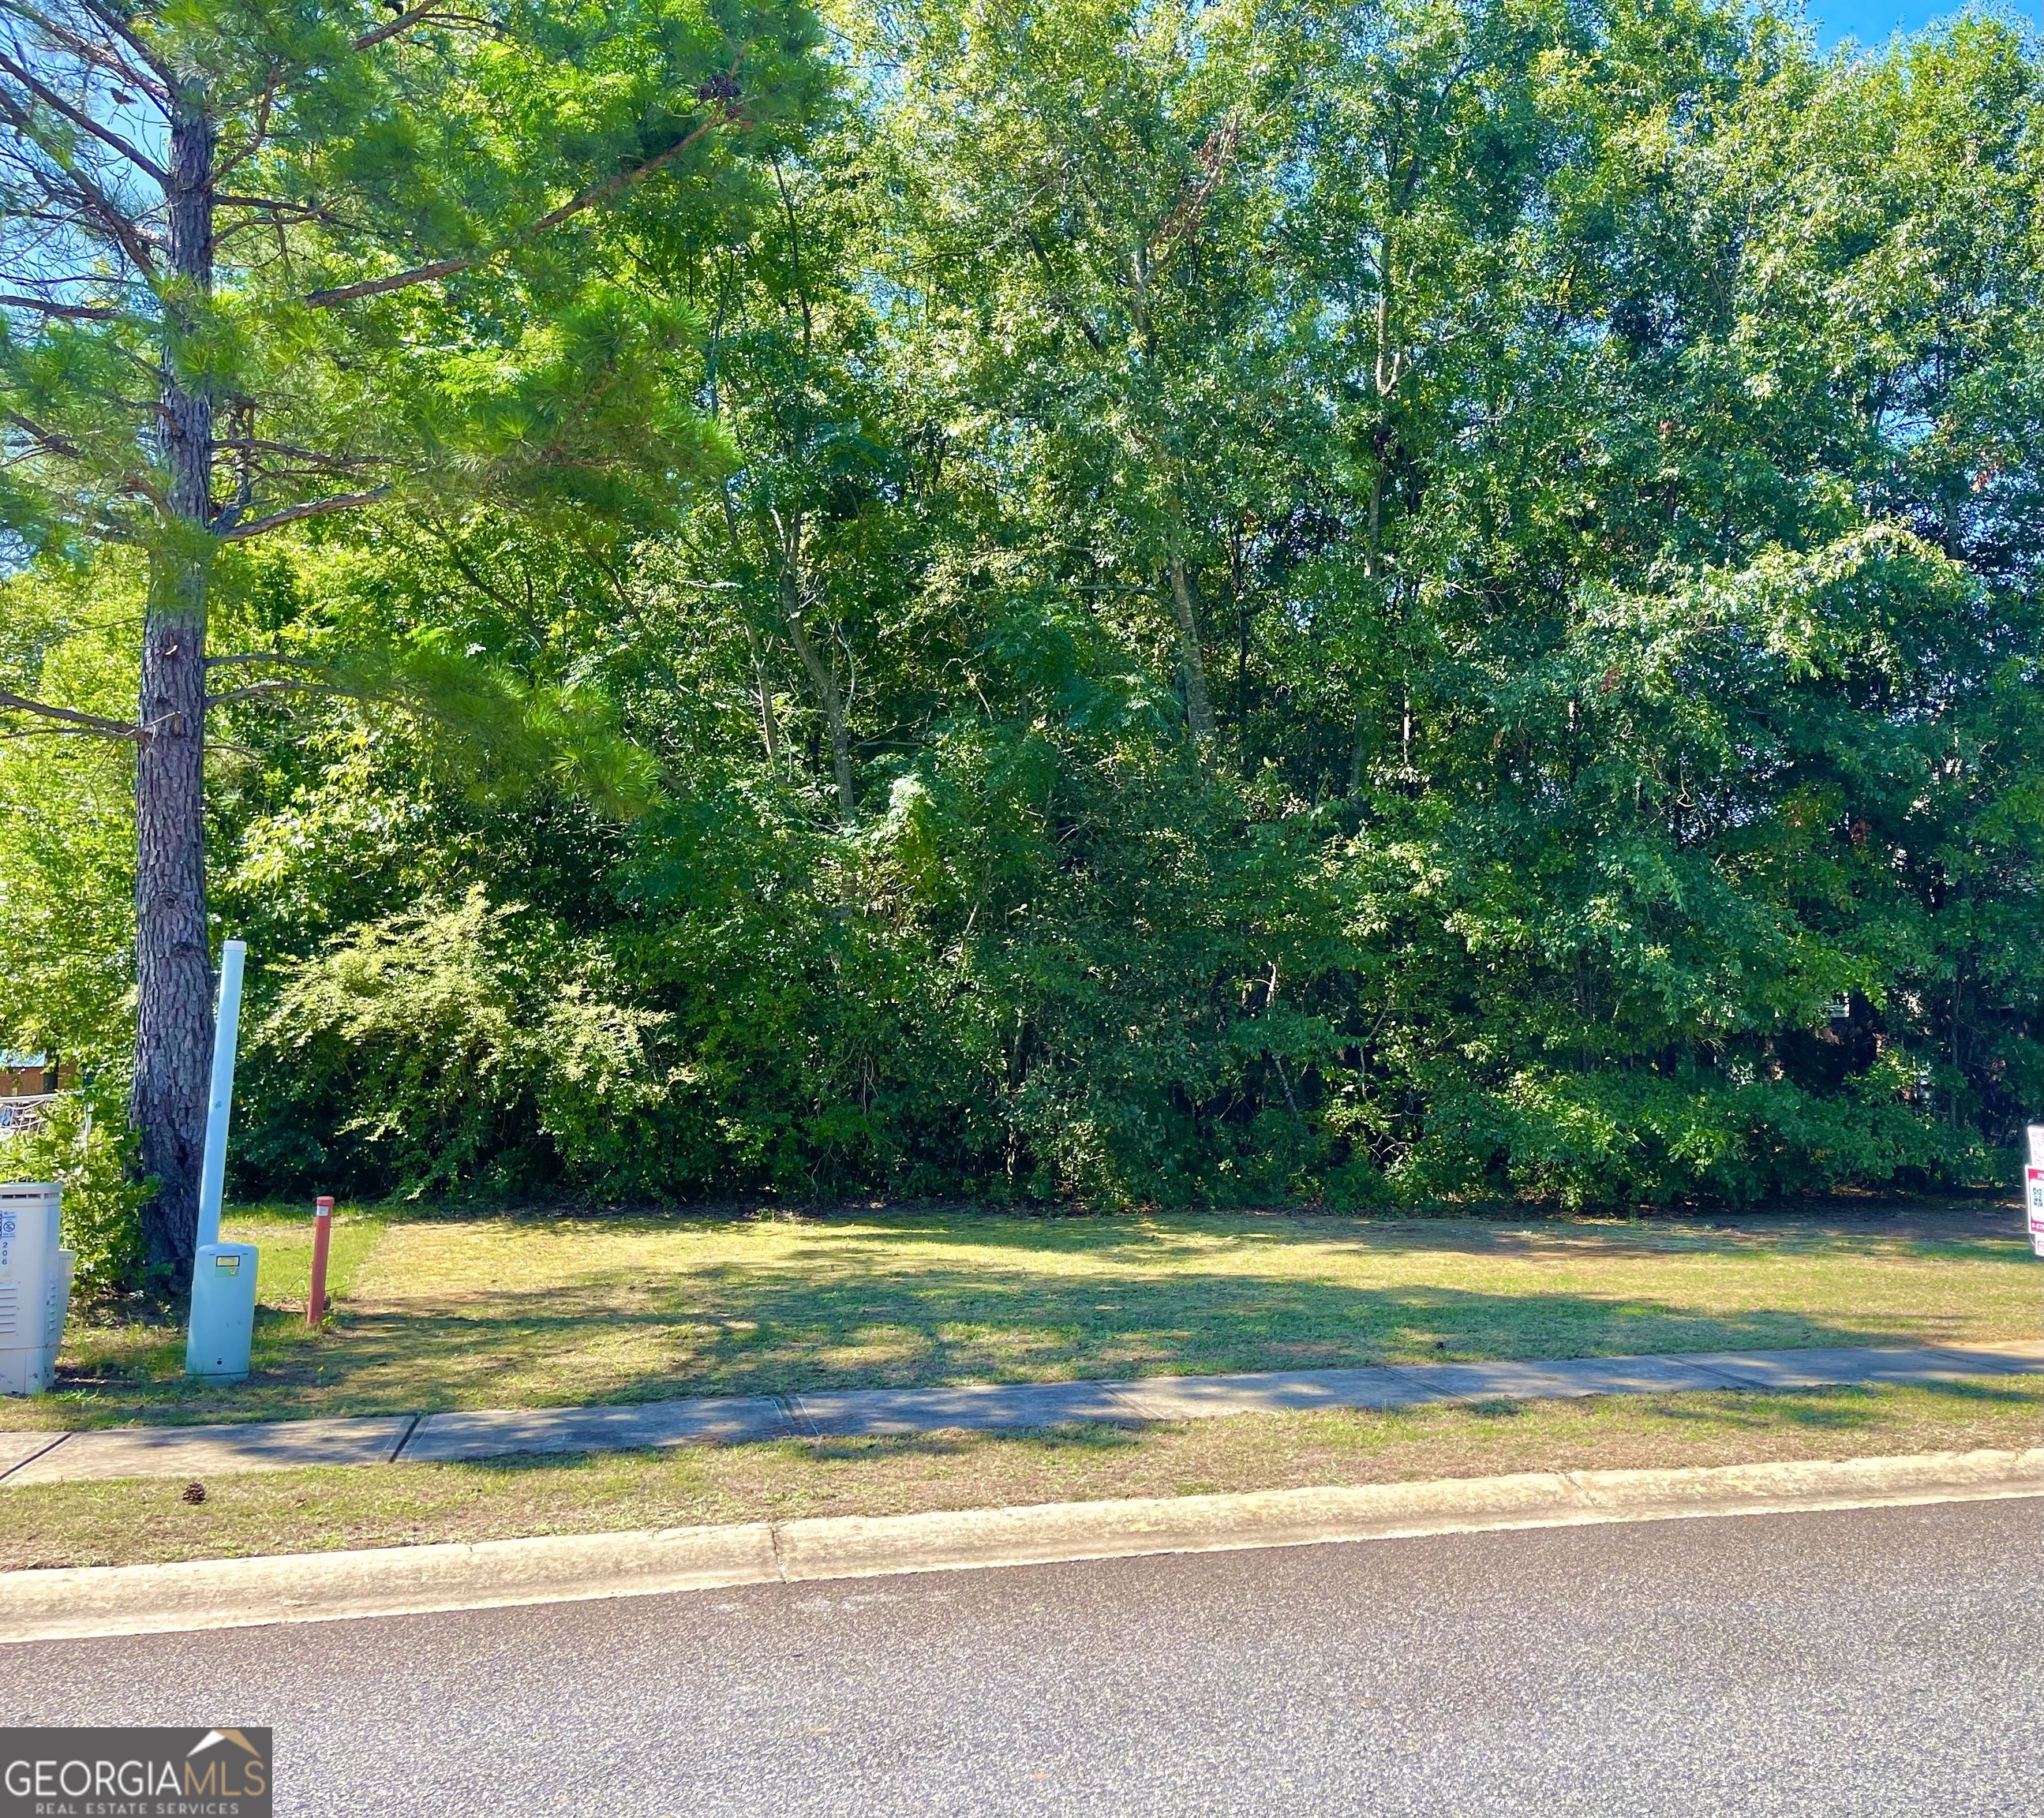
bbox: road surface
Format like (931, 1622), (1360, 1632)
(11, 1498), (2042, 1815)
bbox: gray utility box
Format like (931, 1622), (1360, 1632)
(0, 1180), (73, 1396)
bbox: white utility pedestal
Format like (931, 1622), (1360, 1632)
(1, 1180), (74, 1396)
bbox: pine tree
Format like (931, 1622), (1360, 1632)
(0, 0), (823, 1266)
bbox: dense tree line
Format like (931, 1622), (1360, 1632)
(2, 0), (2038, 1274)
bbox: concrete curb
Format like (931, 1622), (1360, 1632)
(2, 1446), (2037, 1644)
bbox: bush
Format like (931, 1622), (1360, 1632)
(1, 1085), (152, 1302)
(239, 886), (678, 1200)
(1400, 1064), (1976, 1212)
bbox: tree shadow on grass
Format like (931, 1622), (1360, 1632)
(328, 1421), (1151, 1488)
(40, 1253), (2001, 1427)
(816, 1204), (2037, 1267)
(1645, 1376), (2040, 1435)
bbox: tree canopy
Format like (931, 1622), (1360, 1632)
(2, 0), (2037, 1264)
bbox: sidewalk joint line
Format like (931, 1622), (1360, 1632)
(1668, 1357), (1754, 1390)
(0, 1431), (74, 1484)
(385, 1414), (421, 1465)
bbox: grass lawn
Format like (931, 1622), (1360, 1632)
(3, 1375), (2036, 1571)
(15, 1195), (2040, 1431)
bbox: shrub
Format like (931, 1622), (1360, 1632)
(1, 1084), (152, 1302)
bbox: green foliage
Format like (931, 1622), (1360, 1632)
(1409, 1063), (1973, 1213)
(2, 1088), (152, 1303)
(0, 0), (833, 558)
(0, 558), (137, 1073)
(241, 888), (676, 1198)
(8, 0), (2039, 1214)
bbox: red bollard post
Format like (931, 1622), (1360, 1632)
(308, 1196), (334, 1330)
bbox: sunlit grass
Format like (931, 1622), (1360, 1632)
(21, 1198), (2036, 1431)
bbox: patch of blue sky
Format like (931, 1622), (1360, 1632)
(1808, 0), (2038, 50)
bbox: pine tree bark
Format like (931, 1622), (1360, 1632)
(131, 88), (218, 1271)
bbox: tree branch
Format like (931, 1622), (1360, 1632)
(213, 65), (279, 182)
(40, 438), (175, 514)
(77, 0), (175, 89)
(353, 0), (455, 53)
(3, 405), (86, 461)
(204, 650), (325, 670)
(0, 48), (169, 181)
(0, 290), (116, 319)
(215, 436), (394, 469)
(204, 679), (356, 708)
(0, 110), (162, 274)
(1024, 230), (1103, 351)
(217, 484), (390, 539)
(416, 518), (518, 615)
(214, 193), (334, 220)
(0, 2), (169, 104)
(304, 256), (469, 309)
(526, 107), (730, 236)
(0, 686), (144, 741)
(305, 107), (731, 308)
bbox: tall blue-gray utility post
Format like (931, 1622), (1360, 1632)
(185, 940), (259, 1379)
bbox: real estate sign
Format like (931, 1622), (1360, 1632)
(2027, 1128), (2044, 1255)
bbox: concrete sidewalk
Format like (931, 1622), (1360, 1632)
(3, 1341), (2038, 1488)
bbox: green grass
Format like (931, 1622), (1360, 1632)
(17, 1209), (383, 1431)
(18, 1196), (2040, 1431)
(4, 1376), (2037, 1571)
(221, 1206), (384, 1311)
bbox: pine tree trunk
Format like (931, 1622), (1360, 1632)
(132, 90), (217, 1272)
(133, 551), (212, 1270)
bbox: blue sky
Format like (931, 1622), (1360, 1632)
(1810, 0), (2037, 48)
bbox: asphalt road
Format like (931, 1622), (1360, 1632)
(11, 1499), (2042, 1816)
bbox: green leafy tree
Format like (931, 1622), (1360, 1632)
(45, 0), (2028, 1219)
(866, 0), (1312, 754)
